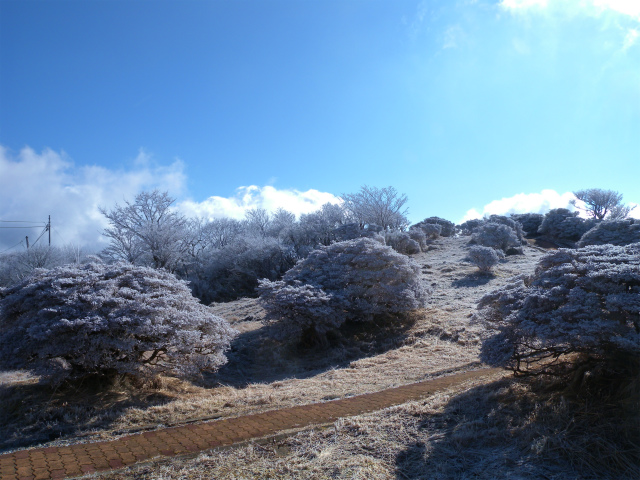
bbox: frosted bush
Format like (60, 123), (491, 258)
(0, 262), (237, 385)
(577, 219), (640, 247)
(418, 223), (442, 240)
(471, 222), (521, 253)
(384, 230), (421, 255)
(414, 217), (455, 237)
(457, 219), (483, 236)
(487, 215), (525, 243)
(476, 243), (640, 376)
(467, 245), (502, 273)
(538, 208), (597, 243)
(408, 227), (427, 251)
(259, 238), (427, 343)
(510, 213), (544, 236)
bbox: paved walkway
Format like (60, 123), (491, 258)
(0, 367), (503, 480)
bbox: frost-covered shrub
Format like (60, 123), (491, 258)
(408, 227), (427, 251)
(418, 223), (442, 240)
(258, 238), (427, 343)
(510, 213), (544, 236)
(471, 222), (521, 252)
(487, 215), (525, 243)
(467, 245), (502, 273)
(384, 230), (421, 255)
(457, 219), (483, 236)
(0, 262), (237, 385)
(577, 219), (640, 247)
(476, 243), (640, 376)
(414, 217), (455, 237)
(538, 208), (597, 243)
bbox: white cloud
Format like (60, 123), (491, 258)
(460, 189), (576, 222)
(0, 146), (341, 252)
(178, 186), (341, 221)
(622, 28), (639, 50)
(0, 146), (187, 252)
(500, 0), (640, 20)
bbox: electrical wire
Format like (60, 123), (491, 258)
(0, 240), (25, 254)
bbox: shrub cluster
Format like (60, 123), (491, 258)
(384, 230), (421, 255)
(510, 213), (544, 236)
(413, 217), (455, 237)
(471, 222), (521, 253)
(0, 262), (237, 385)
(577, 218), (640, 247)
(538, 208), (597, 243)
(259, 238), (427, 344)
(476, 243), (640, 376)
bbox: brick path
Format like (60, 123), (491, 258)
(0, 367), (503, 480)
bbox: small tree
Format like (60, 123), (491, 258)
(467, 245), (502, 273)
(0, 262), (237, 385)
(572, 188), (635, 220)
(476, 243), (640, 376)
(259, 238), (427, 344)
(341, 185), (409, 229)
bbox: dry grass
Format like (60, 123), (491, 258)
(95, 369), (639, 480)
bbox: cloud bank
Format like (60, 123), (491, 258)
(178, 186), (341, 221)
(0, 146), (340, 252)
(461, 189), (576, 222)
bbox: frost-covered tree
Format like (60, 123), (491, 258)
(259, 238), (427, 344)
(100, 190), (189, 271)
(341, 185), (409, 229)
(471, 222), (521, 253)
(571, 188), (635, 220)
(467, 245), (502, 273)
(538, 208), (597, 243)
(414, 217), (455, 237)
(487, 215), (525, 244)
(244, 208), (271, 238)
(476, 243), (640, 376)
(0, 262), (237, 385)
(419, 223), (442, 240)
(577, 219), (640, 247)
(191, 236), (297, 303)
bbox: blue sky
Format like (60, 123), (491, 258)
(0, 0), (638, 250)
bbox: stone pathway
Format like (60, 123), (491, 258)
(0, 367), (503, 480)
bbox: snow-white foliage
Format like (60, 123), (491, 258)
(538, 208), (597, 243)
(510, 213), (544, 236)
(341, 185), (409, 229)
(384, 230), (421, 255)
(476, 243), (640, 375)
(0, 262), (237, 385)
(467, 245), (502, 273)
(577, 219), (640, 247)
(258, 238), (427, 342)
(100, 190), (189, 271)
(414, 217), (455, 237)
(471, 222), (521, 252)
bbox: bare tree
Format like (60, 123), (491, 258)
(341, 185), (409, 230)
(571, 188), (635, 220)
(100, 190), (188, 270)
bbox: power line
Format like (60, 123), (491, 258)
(0, 240), (25, 254)
(0, 220), (45, 223)
(0, 225), (47, 229)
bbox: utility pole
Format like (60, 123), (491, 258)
(48, 215), (51, 246)
(25, 236), (29, 249)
